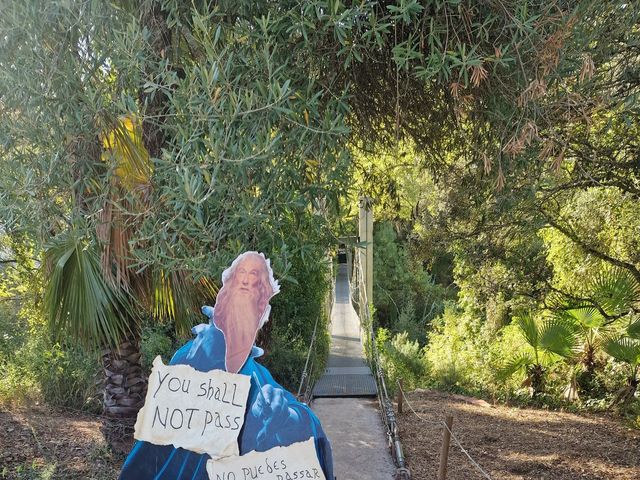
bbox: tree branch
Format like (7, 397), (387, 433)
(542, 213), (640, 283)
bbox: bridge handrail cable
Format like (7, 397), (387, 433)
(352, 252), (410, 480)
(297, 256), (335, 403)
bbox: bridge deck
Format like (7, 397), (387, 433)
(312, 264), (396, 479)
(313, 264), (376, 397)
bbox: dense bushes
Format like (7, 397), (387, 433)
(0, 302), (101, 411)
(378, 295), (639, 417)
(373, 221), (449, 343)
(376, 328), (427, 392)
(261, 249), (331, 392)
(372, 219), (639, 420)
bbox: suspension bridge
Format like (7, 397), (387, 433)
(299, 251), (409, 480)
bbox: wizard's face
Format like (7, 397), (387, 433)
(230, 254), (265, 306)
(214, 253), (273, 373)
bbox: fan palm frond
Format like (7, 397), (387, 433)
(563, 306), (605, 329)
(151, 269), (211, 336)
(498, 352), (535, 381)
(100, 114), (153, 190)
(591, 267), (640, 317)
(516, 312), (539, 349)
(44, 231), (137, 349)
(627, 319), (640, 340)
(602, 335), (640, 367)
(540, 316), (580, 358)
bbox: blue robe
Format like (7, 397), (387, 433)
(119, 323), (333, 480)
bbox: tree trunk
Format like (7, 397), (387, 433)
(527, 364), (546, 396)
(610, 376), (639, 408)
(101, 340), (146, 453)
(102, 340), (146, 416)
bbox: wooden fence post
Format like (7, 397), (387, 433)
(438, 415), (454, 480)
(396, 379), (403, 413)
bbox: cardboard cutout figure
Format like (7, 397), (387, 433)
(119, 252), (333, 480)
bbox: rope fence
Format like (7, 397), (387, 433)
(397, 383), (493, 480)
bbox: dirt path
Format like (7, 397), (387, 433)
(0, 407), (123, 479)
(397, 390), (640, 480)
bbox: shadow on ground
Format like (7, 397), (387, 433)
(0, 407), (124, 479)
(397, 390), (640, 480)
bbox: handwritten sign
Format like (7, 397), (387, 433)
(134, 356), (251, 458)
(206, 437), (326, 480)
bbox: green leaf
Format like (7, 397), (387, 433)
(564, 307), (605, 329)
(539, 317), (580, 358)
(627, 319), (640, 340)
(498, 352), (535, 380)
(44, 230), (135, 350)
(516, 312), (539, 349)
(591, 268), (640, 316)
(602, 335), (640, 366)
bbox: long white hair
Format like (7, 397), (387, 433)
(216, 251), (280, 328)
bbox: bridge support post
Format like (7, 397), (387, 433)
(359, 197), (373, 306)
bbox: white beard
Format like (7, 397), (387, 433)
(218, 293), (262, 373)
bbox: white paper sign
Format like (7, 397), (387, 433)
(206, 437), (325, 480)
(134, 356), (251, 459)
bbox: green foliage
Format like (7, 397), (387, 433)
(629, 320), (640, 340)
(28, 339), (101, 412)
(373, 221), (447, 341)
(1, 252), (101, 411)
(542, 191), (640, 299)
(424, 304), (492, 392)
(376, 327), (427, 392)
(498, 312), (580, 396)
(603, 336), (640, 368)
(0, 360), (39, 408)
(0, 301), (100, 411)
(0, 1), (357, 372)
(2, 0), (640, 422)
(44, 230), (133, 350)
(592, 269), (640, 317)
(373, 222), (415, 326)
(539, 317), (580, 359)
(261, 249), (331, 391)
(140, 323), (180, 374)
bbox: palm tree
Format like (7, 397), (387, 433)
(44, 117), (210, 422)
(549, 268), (640, 397)
(556, 307), (607, 398)
(501, 312), (579, 397)
(603, 319), (640, 408)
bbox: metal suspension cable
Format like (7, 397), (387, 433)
(353, 253), (410, 479)
(297, 311), (319, 399)
(297, 257), (334, 402)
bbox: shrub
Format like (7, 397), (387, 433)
(140, 323), (178, 374)
(261, 249), (331, 392)
(0, 299), (101, 411)
(376, 328), (428, 393)
(0, 301), (39, 406)
(373, 222), (447, 340)
(30, 339), (101, 412)
(424, 304), (491, 393)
